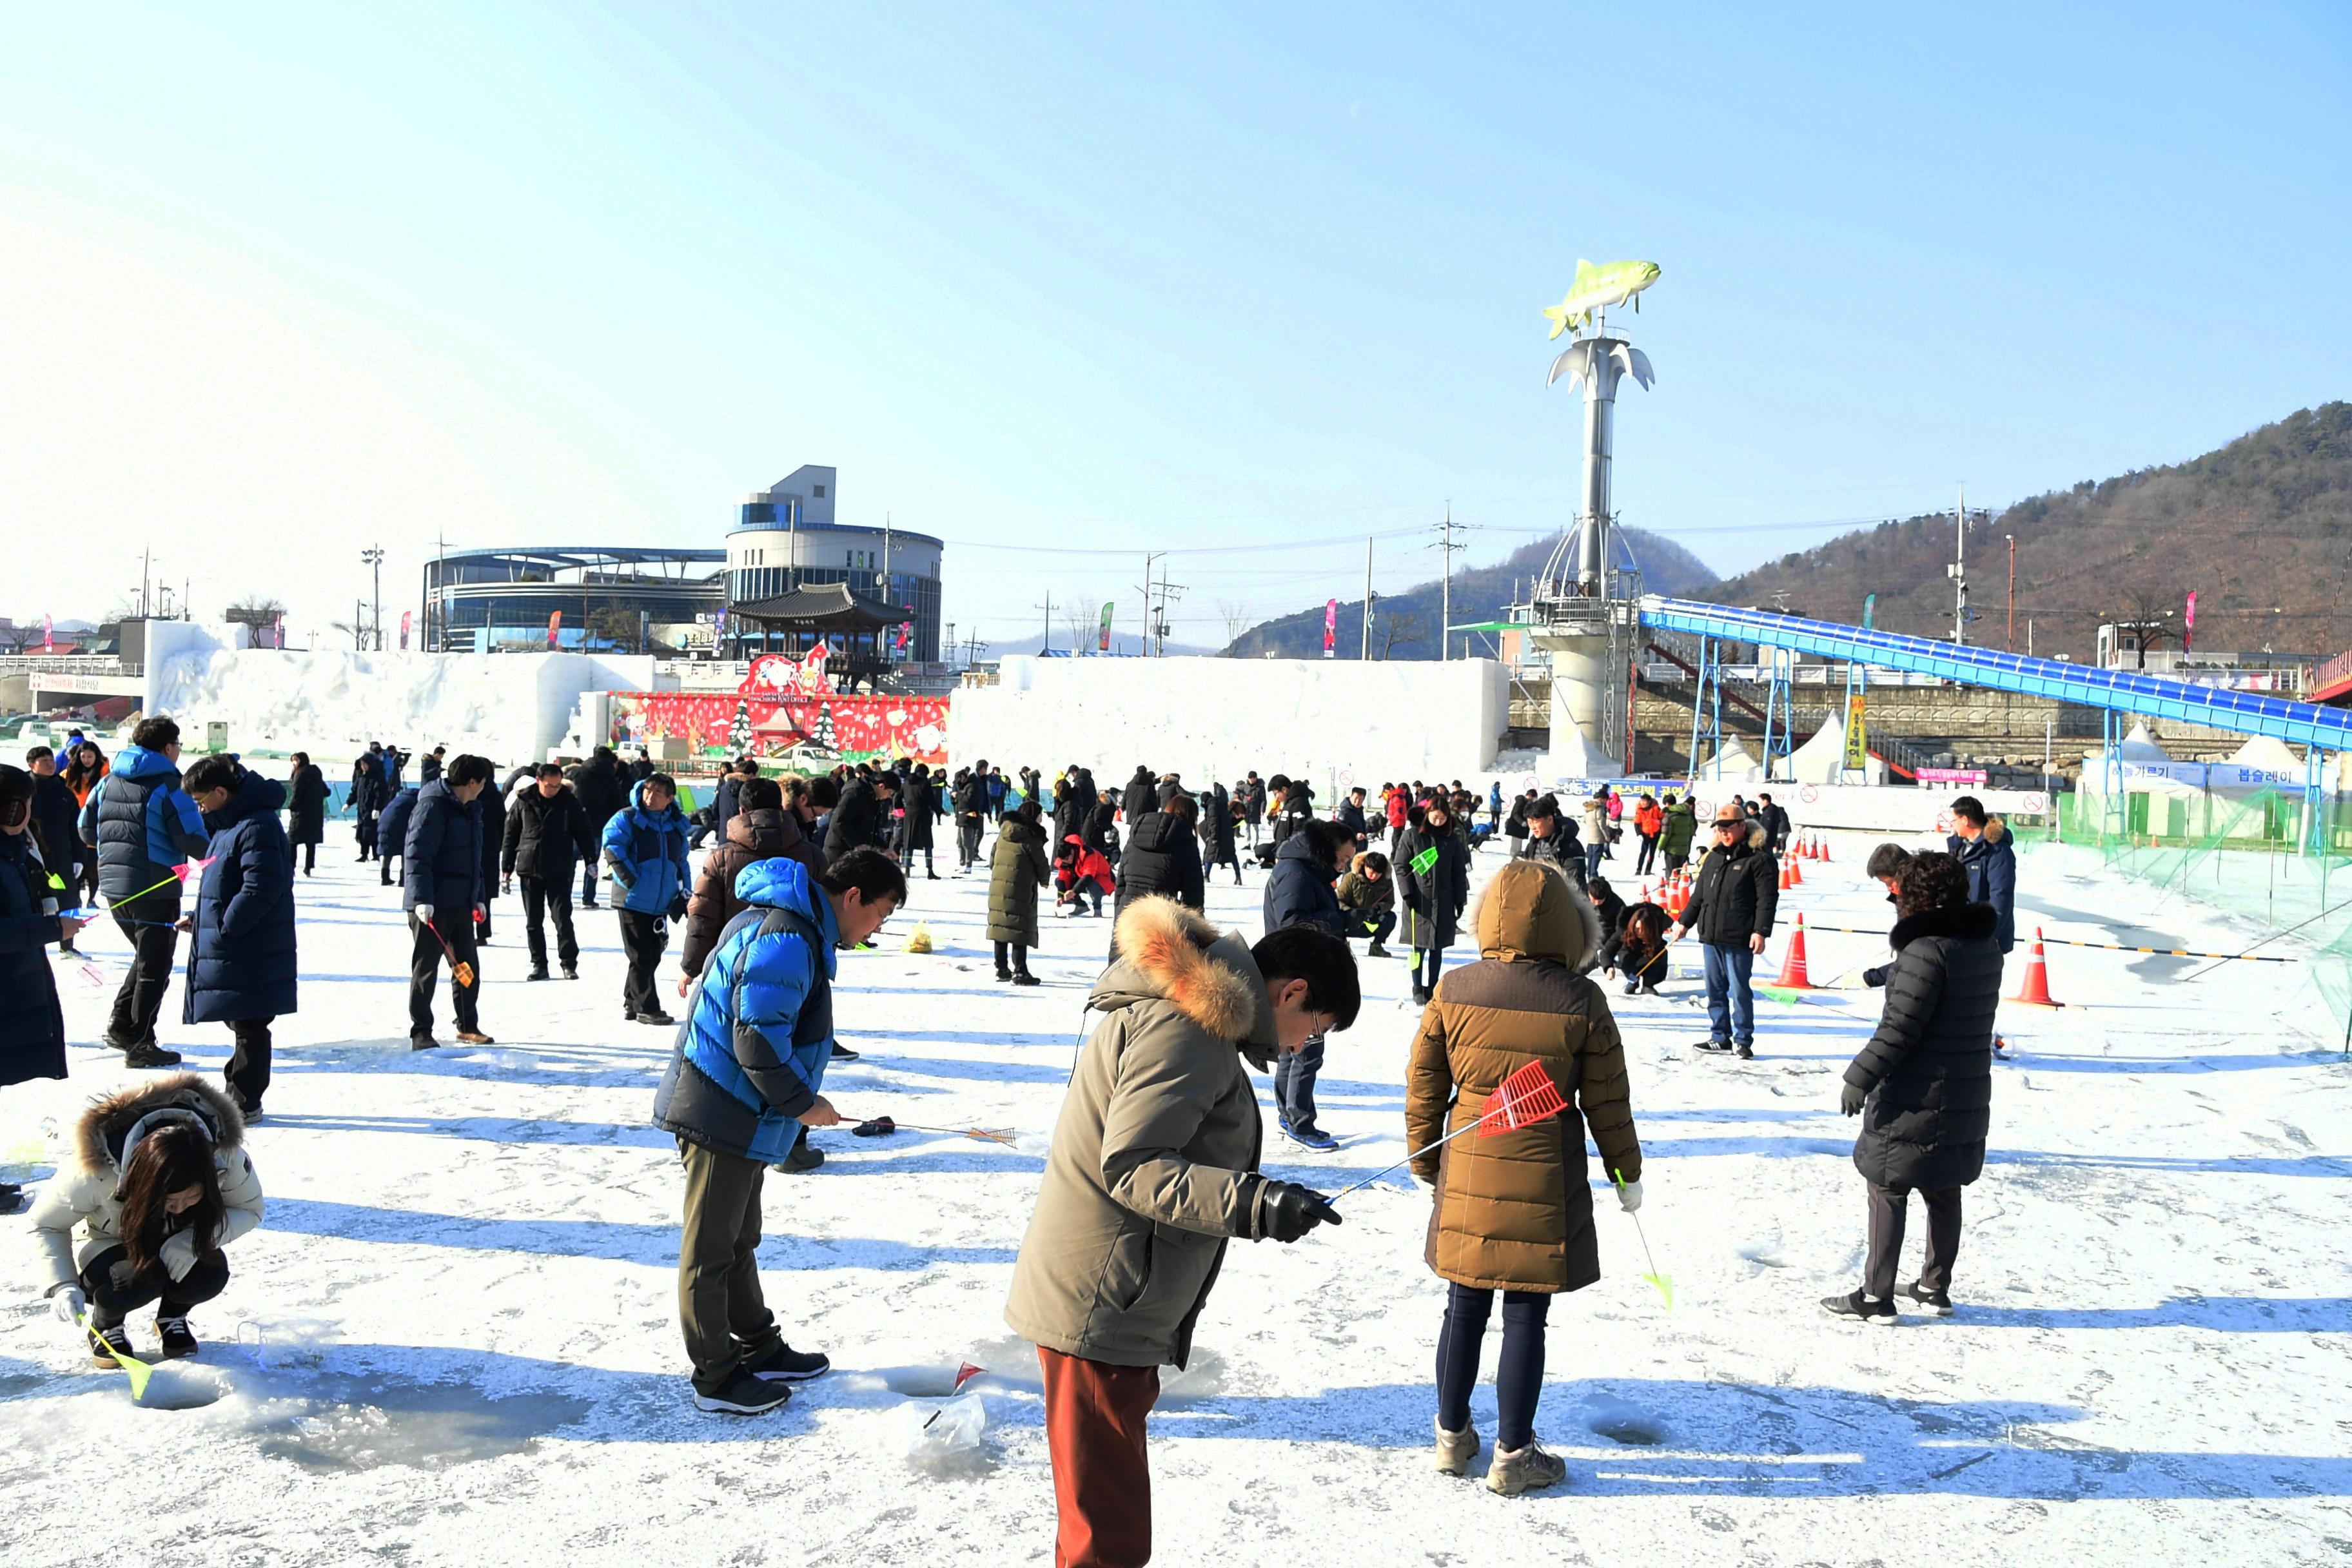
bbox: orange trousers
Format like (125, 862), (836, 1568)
(1038, 1347), (1160, 1568)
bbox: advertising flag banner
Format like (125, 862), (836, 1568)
(1098, 601), (1114, 652)
(2184, 591), (2197, 653)
(43, 615), (53, 652)
(1843, 693), (1868, 770)
(547, 611), (562, 647)
(1323, 599), (1338, 658)
(399, 611), (412, 651)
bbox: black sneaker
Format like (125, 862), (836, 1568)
(692, 1370), (792, 1415)
(1693, 1039), (1733, 1054)
(1821, 1290), (1898, 1326)
(636, 1010), (676, 1027)
(562, 966), (579, 980)
(88, 1320), (135, 1367)
(741, 1341), (831, 1383)
(829, 1043), (859, 1063)
(123, 1041), (182, 1069)
(776, 1141), (823, 1174)
(526, 966), (550, 982)
(994, 969), (1013, 983)
(1623, 979), (1641, 996)
(156, 1315), (198, 1358)
(1366, 942), (1389, 958)
(411, 1035), (440, 1052)
(1903, 1281), (1954, 1317)
(1011, 973), (1041, 986)
(1735, 1044), (1754, 1060)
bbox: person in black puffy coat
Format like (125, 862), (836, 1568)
(1, 767), (74, 1141)
(179, 758), (297, 1115)
(1824, 851), (2000, 1323)
(1397, 800), (1469, 1004)
(1669, 804), (1778, 1057)
(1110, 794), (1205, 956)
(567, 748), (629, 907)
(403, 759), (493, 1050)
(284, 753), (330, 876)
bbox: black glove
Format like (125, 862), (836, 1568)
(1258, 1180), (1342, 1243)
(668, 894), (689, 921)
(1861, 964), (1890, 988)
(1841, 1081), (1867, 1117)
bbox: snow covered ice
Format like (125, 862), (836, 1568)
(4, 821), (2350, 1566)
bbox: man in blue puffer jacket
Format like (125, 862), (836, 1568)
(77, 716), (210, 1068)
(181, 757), (297, 1116)
(651, 846), (905, 1415)
(602, 772), (692, 1027)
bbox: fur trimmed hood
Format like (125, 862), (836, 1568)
(1096, 896), (1276, 1061)
(74, 1073), (244, 1189)
(1472, 858), (1605, 970)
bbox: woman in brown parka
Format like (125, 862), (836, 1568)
(987, 800), (1051, 985)
(1406, 858), (1645, 1496)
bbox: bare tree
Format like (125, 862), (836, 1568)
(1378, 609), (1430, 660)
(2110, 577), (2184, 669)
(331, 618), (371, 651)
(1064, 602), (1098, 654)
(1215, 599), (1254, 655)
(222, 595), (288, 629)
(0, 623), (41, 654)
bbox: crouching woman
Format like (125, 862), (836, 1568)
(30, 1075), (264, 1366)
(1406, 859), (1644, 1496)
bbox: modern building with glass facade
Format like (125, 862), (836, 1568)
(422, 547), (725, 652)
(725, 466), (943, 662)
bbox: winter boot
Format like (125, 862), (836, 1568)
(829, 1043), (860, 1063)
(636, 1009), (676, 1027)
(1821, 1290), (1898, 1325)
(1485, 1440), (1568, 1496)
(455, 1030), (495, 1046)
(411, 1034), (440, 1051)
(123, 1040), (182, 1069)
(156, 1315), (199, 1358)
(1411, 985), (1433, 1006)
(1434, 1416), (1481, 1476)
(526, 966), (550, 981)
(1366, 941), (1389, 958)
(741, 1340), (831, 1382)
(562, 965), (579, 980)
(1735, 1044), (1754, 1060)
(1012, 971), (1042, 986)
(692, 1370), (791, 1415)
(1903, 1280), (1955, 1317)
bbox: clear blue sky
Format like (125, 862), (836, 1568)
(3, 3), (2347, 649)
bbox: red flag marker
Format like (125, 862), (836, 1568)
(953, 1362), (986, 1391)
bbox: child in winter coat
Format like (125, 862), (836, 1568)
(1337, 850), (1396, 957)
(31, 1075), (265, 1366)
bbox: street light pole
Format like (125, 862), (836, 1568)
(360, 547), (386, 651)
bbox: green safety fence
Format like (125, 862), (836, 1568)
(2032, 784), (2352, 1033)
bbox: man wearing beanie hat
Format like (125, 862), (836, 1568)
(1670, 802), (1778, 1059)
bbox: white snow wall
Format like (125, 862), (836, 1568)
(144, 622), (654, 769)
(949, 656), (1508, 783)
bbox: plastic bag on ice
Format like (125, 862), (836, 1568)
(899, 1392), (988, 1474)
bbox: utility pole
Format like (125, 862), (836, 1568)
(1036, 590), (1053, 655)
(361, 545), (386, 651)
(1153, 564), (1188, 658)
(1362, 536), (1374, 660)
(1435, 502), (1460, 662)
(435, 529), (447, 653)
(1948, 485), (1968, 647)
(2006, 534), (2016, 651)
(1136, 553), (1163, 658)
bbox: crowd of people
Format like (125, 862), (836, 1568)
(0, 720), (2021, 1563)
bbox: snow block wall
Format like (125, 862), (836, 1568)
(949, 656), (1508, 783)
(146, 623), (654, 769)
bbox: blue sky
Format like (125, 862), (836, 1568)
(3, 3), (2347, 649)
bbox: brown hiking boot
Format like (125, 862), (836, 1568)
(1435, 1416), (1481, 1476)
(1487, 1440), (1569, 1496)
(455, 1030), (495, 1045)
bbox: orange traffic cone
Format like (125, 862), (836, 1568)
(1774, 914), (1814, 988)
(1816, 834), (1830, 862)
(1788, 853), (1803, 885)
(1778, 859), (1794, 890)
(2011, 927), (2061, 1006)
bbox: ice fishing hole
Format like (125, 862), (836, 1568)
(257, 1373), (590, 1471)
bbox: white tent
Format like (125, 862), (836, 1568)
(1701, 736), (1764, 783)
(2222, 734), (2304, 776)
(2117, 722), (2172, 762)
(1787, 712), (1887, 784)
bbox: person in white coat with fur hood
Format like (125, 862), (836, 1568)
(30, 1075), (265, 1366)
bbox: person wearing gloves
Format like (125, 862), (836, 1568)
(651, 847), (905, 1413)
(1398, 798), (1471, 1005)
(31, 1075), (264, 1366)
(602, 772), (692, 1027)
(404, 755), (494, 1050)
(1825, 850), (1999, 1324)
(1859, 843), (1914, 988)
(1669, 802), (1779, 1059)
(1337, 849), (1396, 958)
(503, 764), (598, 982)
(2, 765), (78, 1211)
(1406, 859), (1644, 1496)
(1006, 905), (1358, 1568)
(1261, 818), (1351, 1152)
(77, 715), (210, 1068)
(179, 756), (298, 1119)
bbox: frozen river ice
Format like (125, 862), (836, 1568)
(2, 822), (2348, 1566)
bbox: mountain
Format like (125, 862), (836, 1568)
(1698, 403), (2352, 663)
(1228, 527), (1719, 660)
(983, 631), (1220, 660)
